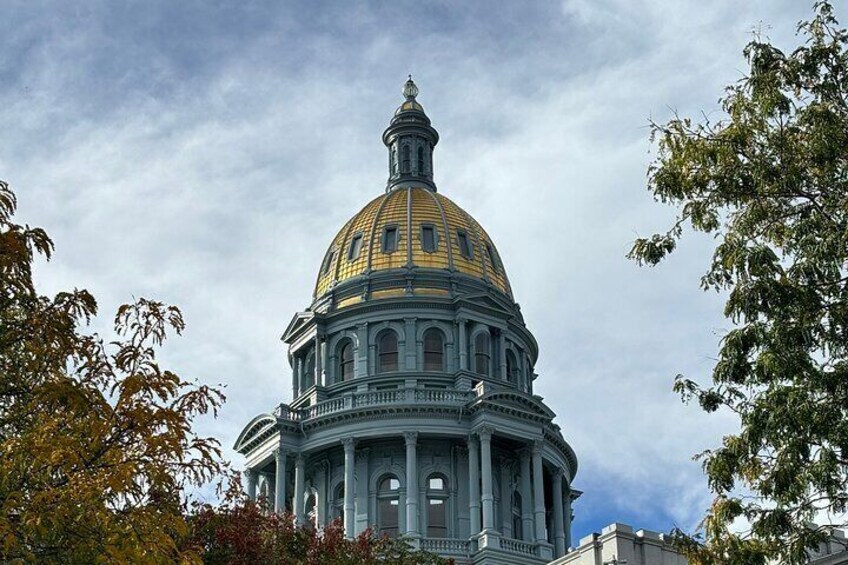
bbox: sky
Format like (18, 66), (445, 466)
(0, 0), (825, 545)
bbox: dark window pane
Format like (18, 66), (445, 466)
(348, 234), (363, 261)
(457, 230), (473, 259)
(421, 226), (436, 252)
(418, 146), (425, 173)
(383, 227), (398, 253)
(423, 329), (444, 371)
(402, 145), (410, 173)
(322, 249), (334, 275)
(427, 499), (447, 538)
(340, 341), (354, 381)
(486, 243), (499, 272)
(378, 332), (398, 373)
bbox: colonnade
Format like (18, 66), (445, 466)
(244, 430), (573, 558)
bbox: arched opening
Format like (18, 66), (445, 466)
(423, 329), (445, 372)
(426, 474), (448, 538)
(305, 491), (317, 529)
(417, 146), (425, 173)
(402, 145), (411, 173)
(338, 340), (354, 382)
(377, 475), (400, 537)
(392, 147), (398, 174)
(474, 332), (491, 376)
(302, 349), (315, 390)
(506, 350), (518, 384)
(377, 330), (399, 373)
(331, 483), (345, 523)
(512, 491), (523, 539)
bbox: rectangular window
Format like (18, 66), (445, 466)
(485, 243), (499, 272)
(457, 230), (473, 259)
(348, 233), (363, 261)
(421, 225), (436, 252)
(321, 249), (334, 275)
(383, 226), (398, 253)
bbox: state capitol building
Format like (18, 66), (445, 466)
(234, 79), (848, 565)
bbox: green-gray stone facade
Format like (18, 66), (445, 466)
(235, 78), (579, 565)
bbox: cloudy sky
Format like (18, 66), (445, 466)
(1, 0), (824, 544)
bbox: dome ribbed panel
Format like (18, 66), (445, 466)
(313, 217), (353, 298)
(436, 195), (485, 280)
(368, 188), (407, 273)
(335, 195), (383, 283)
(410, 188), (450, 271)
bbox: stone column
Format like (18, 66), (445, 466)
(520, 449), (533, 540)
(498, 332), (507, 380)
(532, 441), (546, 542)
(404, 432), (420, 537)
(342, 437), (356, 538)
(314, 335), (323, 386)
(467, 435), (480, 535)
(479, 427), (495, 531)
(552, 470), (566, 557)
(292, 355), (300, 400)
(564, 490), (573, 549)
(457, 318), (468, 371)
(356, 323), (368, 378)
(294, 453), (305, 525)
(275, 448), (287, 513)
(246, 468), (258, 501)
(404, 318), (417, 370)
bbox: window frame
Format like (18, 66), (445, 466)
(456, 230), (473, 259)
(348, 233), (363, 261)
(321, 249), (335, 275)
(382, 225), (399, 254)
(420, 224), (437, 253)
(377, 475), (401, 538)
(485, 242), (500, 273)
(423, 328), (445, 372)
(338, 340), (354, 382)
(425, 474), (449, 538)
(474, 332), (491, 376)
(377, 330), (399, 373)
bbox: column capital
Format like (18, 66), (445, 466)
(244, 467), (258, 481)
(465, 434), (478, 450)
(531, 439), (544, 455)
(294, 452), (305, 465)
(476, 425), (494, 441)
(403, 431), (418, 446)
(341, 437), (357, 451)
(274, 447), (289, 459)
(553, 468), (565, 483)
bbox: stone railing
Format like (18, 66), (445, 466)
(419, 538), (470, 555)
(500, 537), (536, 556)
(275, 387), (475, 423)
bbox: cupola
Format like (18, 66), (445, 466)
(382, 76), (440, 192)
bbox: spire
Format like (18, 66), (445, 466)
(382, 77), (439, 192)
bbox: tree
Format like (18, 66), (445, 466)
(0, 179), (226, 563)
(629, 2), (848, 564)
(183, 477), (454, 565)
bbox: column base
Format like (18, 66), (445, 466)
(535, 540), (553, 560)
(475, 529), (502, 550)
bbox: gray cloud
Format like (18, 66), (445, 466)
(0, 0), (821, 541)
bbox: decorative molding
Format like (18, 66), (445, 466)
(404, 431), (419, 445)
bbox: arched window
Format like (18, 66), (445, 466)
(474, 332), (491, 376)
(512, 491), (523, 540)
(305, 491), (317, 529)
(302, 350), (315, 390)
(402, 145), (411, 173)
(506, 350), (518, 384)
(338, 340), (354, 382)
(417, 146), (425, 173)
(426, 475), (448, 538)
(423, 329), (445, 372)
(377, 331), (399, 373)
(377, 476), (400, 537)
(331, 483), (345, 523)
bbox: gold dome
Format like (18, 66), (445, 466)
(314, 186), (511, 303)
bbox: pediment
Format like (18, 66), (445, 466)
(454, 292), (515, 318)
(281, 311), (315, 343)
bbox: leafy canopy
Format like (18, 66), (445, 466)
(0, 179), (225, 564)
(629, 2), (848, 564)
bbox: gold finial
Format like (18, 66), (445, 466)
(403, 75), (418, 100)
